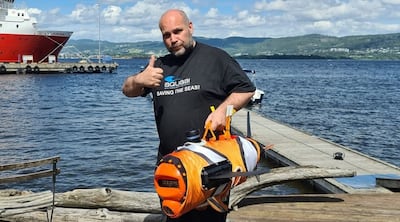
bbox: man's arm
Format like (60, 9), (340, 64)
(205, 91), (255, 131)
(122, 74), (146, 97)
(122, 55), (163, 97)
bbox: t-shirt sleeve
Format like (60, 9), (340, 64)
(141, 87), (151, 97)
(223, 57), (256, 94)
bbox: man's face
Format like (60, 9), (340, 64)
(159, 13), (194, 57)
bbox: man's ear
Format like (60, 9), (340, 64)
(189, 21), (194, 34)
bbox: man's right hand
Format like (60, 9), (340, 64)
(122, 55), (164, 97)
(137, 55), (164, 88)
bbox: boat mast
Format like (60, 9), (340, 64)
(97, 3), (101, 63)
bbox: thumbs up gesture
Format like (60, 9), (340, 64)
(138, 55), (164, 88)
(122, 55), (164, 97)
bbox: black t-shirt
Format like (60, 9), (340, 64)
(145, 42), (255, 156)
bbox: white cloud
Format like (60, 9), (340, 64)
(254, 0), (291, 11)
(70, 4), (98, 24)
(27, 8), (42, 15)
(382, 0), (400, 4)
(99, 0), (132, 4)
(312, 20), (334, 31)
(240, 13), (265, 26)
(206, 8), (219, 18)
(103, 6), (121, 25)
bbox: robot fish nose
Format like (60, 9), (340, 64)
(154, 159), (187, 202)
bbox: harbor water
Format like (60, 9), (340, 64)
(0, 59), (399, 194)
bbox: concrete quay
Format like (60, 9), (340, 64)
(0, 62), (118, 74)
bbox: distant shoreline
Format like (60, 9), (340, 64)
(63, 33), (400, 61)
(60, 54), (400, 61)
(103, 54), (346, 60)
(232, 54), (347, 60)
(61, 54), (344, 60)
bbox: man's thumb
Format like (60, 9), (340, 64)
(148, 55), (156, 68)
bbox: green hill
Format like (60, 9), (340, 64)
(61, 33), (400, 60)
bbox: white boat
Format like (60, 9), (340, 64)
(251, 88), (265, 104)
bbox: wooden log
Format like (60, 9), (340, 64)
(229, 165), (356, 208)
(0, 190), (53, 217)
(56, 188), (161, 213)
(1, 207), (163, 222)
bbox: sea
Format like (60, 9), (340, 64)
(0, 59), (399, 194)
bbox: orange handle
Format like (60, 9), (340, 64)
(202, 121), (217, 141)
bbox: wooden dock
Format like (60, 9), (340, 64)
(231, 109), (400, 194)
(0, 62), (118, 74)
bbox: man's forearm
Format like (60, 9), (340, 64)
(122, 75), (145, 97)
(205, 91), (254, 131)
(221, 91), (255, 112)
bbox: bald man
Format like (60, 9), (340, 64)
(122, 9), (255, 222)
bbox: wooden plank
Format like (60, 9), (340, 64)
(228, 193), (400, 222)
(0, 156), (60, 172)
(0, 169), (60, 184)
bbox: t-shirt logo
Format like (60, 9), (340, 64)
(156, 75), (201, 97)
(164, 75), (190, 89)
(165, 75), (178, 83)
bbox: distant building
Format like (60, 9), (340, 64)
(330, 48), (350, 53)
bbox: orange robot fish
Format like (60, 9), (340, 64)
(154, 106), (263, 218)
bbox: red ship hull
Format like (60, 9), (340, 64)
(0, 33), (71, 63)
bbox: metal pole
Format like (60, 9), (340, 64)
(97, 4), (101, 63)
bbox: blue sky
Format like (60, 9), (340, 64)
(16, 0), (400, 42)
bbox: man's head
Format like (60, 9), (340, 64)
(159, 9), (195, 57)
